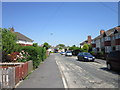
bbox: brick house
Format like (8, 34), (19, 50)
(80, 35), (92, 48)
(92, 26), (120, 53)
(10, 27), (34, 46)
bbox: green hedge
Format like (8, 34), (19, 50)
(21, 46), (46, 69)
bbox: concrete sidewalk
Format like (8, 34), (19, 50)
(16, 54), (64, 88)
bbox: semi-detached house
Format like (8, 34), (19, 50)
(92, 26), (120, 53)
(10, 27), (34, 46)
(80, 35), (92, 48)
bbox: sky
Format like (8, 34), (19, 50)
(2, 2), (118, 46)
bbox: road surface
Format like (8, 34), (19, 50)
(16, 53), (120, 88)
(55, 53), (120, 88)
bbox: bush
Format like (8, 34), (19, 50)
(2, 28), (20, 54)
(82, 44), (89, 52)
(21, 46), (46, 69)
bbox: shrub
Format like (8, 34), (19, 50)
(2, 28), (20, 54)
(21, 46), (46, 69)
(82, 44), (89, 52)
(33, 43), (38, 47)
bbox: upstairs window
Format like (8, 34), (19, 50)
(101, 38), (104, 42)
(92, 40), (95, 43)
(105, 36), (111, 41)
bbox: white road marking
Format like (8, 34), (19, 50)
(56, 60), (69, 89)
(55, 54), (116, 88)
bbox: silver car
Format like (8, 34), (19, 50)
(65, 51), (72, 56)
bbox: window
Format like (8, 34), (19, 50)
(116, 45), (120, 51)
(112, 36), (115, 40)
(105, 46), (112, 53)
(118, 34), (120, 38)
(115, 33), (120, 39)
(101, 38), (104, 42)
(92, 40), (95, 43)
(105, 36), (111, 41)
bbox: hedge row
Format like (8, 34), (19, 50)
(21, 46), (47, 69)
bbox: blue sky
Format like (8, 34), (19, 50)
(2, 2), (118, 46)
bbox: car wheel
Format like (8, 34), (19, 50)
(92, 60), (94, 62)
(107, 63), (112, 70)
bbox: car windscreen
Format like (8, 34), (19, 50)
(66, 51), (71, 53)
(83, 53), (91, 56)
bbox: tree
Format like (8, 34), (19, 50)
(88, 44), (92, 52)
(69, 45), (80, 51)
(57, 44), (65, 47)
(33, 43), (38, 47)
(43, 42), (51, 50)
(82, 44), (89, 52)
(2, 28), (20, 54)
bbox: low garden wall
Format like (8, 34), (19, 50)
(0, 60), (33, 89)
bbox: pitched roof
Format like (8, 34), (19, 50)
(93, 27), (116, 40)
(115, 26), (120, 33)
(80, 40), (88, 45)
(15, 32), (34, 42)
(105, 28), (115, 36)
(80, 39), (93, 45)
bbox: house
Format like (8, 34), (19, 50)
(10, 27), (34, 46)
(47, 46), (55, 52)
(92, 26), (120, 53)
(80, 35), (92, 48)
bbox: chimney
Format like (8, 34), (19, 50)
(100, 30), (105, 35)
(115, 27), (120, 31)
(10, 27), (14, 32)
(88, 35), (91, 44)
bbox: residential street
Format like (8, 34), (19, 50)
(55, 53), (120, 88)
(16, 53), (120, 88)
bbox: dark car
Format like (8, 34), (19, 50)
(106, 51), (120, 70)
(77, 52), (95, 61)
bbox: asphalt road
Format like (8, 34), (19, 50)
(55, 53), (120, 88)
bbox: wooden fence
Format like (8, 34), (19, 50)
(0, 61), (33, 89)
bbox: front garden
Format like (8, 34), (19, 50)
(2, 28), (47, 68)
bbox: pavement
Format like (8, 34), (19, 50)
(16, 54), (64, 88)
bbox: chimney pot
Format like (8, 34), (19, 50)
(10, 27), (14, 32)
(100, 30), (105, 35)
(88, 35), (91, 44)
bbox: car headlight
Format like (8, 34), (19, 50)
(93, 57), (95, 58)
(84, 57), (88, 58)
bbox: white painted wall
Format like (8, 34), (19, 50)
(16, 40), (33, 45)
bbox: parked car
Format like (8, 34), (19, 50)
(60, 52), (65, 55)
(77, 52), (95, 61)
(106, 51), (120, 71)
(65, 51), (72, 56)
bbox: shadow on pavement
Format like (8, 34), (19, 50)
(100, 67), (120, 75)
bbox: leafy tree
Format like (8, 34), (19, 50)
(82, 44), (89, 52)
(43, 42), (51, 50)
(57, 44), (65, 48)
(2, 28), (20, 54)
(88, 44), (92, 52)
(59, 47), (63, 50)
(56, 44), (66, 50)
(33, 43), (38, 47)
(69, 45), (80, 51)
